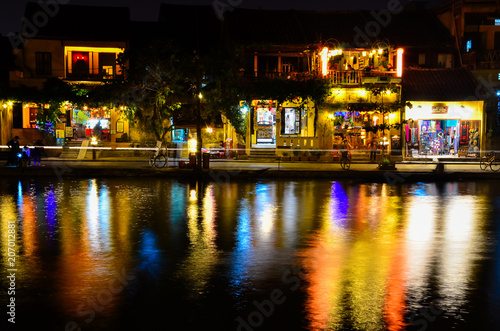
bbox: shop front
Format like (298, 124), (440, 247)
(251, 100), (277, 145)
(404, 101), (485, 158)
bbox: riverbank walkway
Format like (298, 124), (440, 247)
(1, 155), (499, 183)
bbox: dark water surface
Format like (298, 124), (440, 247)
(1, 178), (499, 330)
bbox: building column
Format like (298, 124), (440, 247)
(278, 51), (282, 75)
(254, 52), (258, 77)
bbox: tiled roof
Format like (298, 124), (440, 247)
(402, 68), (480, 101)
(23, 2), (130, 41)
(222, 8), (453, 49)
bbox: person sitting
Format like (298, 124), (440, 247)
(363, 64), (374, 77)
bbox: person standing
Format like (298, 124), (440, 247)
(94, 120), (103, 141)
(369, 138), (378, 163)
(32, 139), (44, 166)
(6, 136), (20, 166)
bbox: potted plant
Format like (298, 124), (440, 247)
(319, 150), (332, 162)
(281, 152), (290, 161)
(291, 148), (301, 161)
(301, 150), (310, 161)
(309, 150), (319, 161)
(378, 158), (397, 170)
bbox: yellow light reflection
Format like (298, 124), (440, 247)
(438, 196), (483, 311)
(178, 184), (220, 295)
(404, 195), (437, 304)
(0, 196), (17, 271)
(300, 184), (407, 330)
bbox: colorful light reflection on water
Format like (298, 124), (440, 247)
(0, 178), (499, 330)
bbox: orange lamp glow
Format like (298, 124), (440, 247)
(321, 47), (329, 76)
(397, 48), (404, 77)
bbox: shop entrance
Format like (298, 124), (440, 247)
(410, 119), (481, 156)
(419, 119), (460, 155)
(255, 106), (276, 144)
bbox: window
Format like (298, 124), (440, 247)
(283, 108), (301, 134)
(71, 52), (89, 76)
(36, 52), (52, 75)
(418, 53), (426, 65)
(438, 54), (452, 68)
(495, 19), (500, 26)
(495, 32), (500, 50)
(466, 40), (472, 53)
(172, 129), (188, 142)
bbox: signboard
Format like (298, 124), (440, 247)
(116, 121), (124, 133)
(432, 105), (448, 114)
(56, 129), (65, 138)
(56, 123), (66, 130)
(257, 125), (273, 139)
(65, 126), (73, 137)
(56, 138), (65, 146)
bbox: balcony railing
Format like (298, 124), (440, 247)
(327, 70), (397, 84)
(65, 71), (124, 81)
(239, 71), (306, 79)
(239, 69), (397, 84)
(463, 50), (500, 69)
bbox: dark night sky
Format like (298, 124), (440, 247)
(0, 0), (447, 36)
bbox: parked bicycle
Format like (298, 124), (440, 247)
(340, 150), (351, 170)
(479, 152), (500, 172)
(149, 141), (167, 168)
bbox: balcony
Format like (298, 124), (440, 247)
(239, 69), (399, 84)
(239, 70), (307, 79)
(463, 50), (500, 69)
(327, 69), (398, 85)
(65, 70), (124, 81)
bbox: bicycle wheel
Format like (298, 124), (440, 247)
(490, 159), (500, 172)
(479, 156), (489, 170)
(340, 157), (350, 170)
(154, 155), (167, 168)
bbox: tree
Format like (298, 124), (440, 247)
(109, 39), (190, 144)
(202, 45), (251, 141)
(354, 84), (411, 157)
(1, 78), (82, 139)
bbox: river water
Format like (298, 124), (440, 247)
(0, 178), (499, 331)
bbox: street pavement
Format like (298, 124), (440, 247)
(2, 156), (499, 183)
(25, 156), (486, 172)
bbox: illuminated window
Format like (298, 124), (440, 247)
(495, 19), (500, 26)
(282, 108), (301, 134)
(466, 40), (472, 52)
(102, 66), (114, 79)
(72, 52), (89, 75)
(172, 129), (188, 142)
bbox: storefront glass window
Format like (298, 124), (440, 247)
(172, 129), (188, 142)
(283, 108), (301, 134)
(417, 119), (480, 156)
(256, 107), (276, 144)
